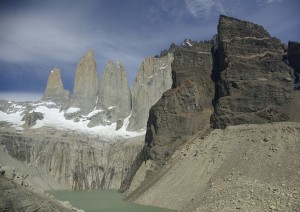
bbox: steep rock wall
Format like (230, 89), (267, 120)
(70, 49), (98, 111)
(211, 15), (295, 128)
(127, 54), (173, 131)
(144, 43), (214, 167)
(41, 67), (70, 104)
(0, 128), (144, 190)
(97, 61), (132, 123)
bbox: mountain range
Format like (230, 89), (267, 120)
(0, 15), (300, 212)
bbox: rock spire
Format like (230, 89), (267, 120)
(41, 67), (70, 104)
(70, 49), (98, 110)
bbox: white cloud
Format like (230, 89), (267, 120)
(257, 0), (284, 5)
(0, 92), (42, 102)
(184, 0), (225, 18)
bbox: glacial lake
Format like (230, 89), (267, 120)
(47, 190), (174, 212)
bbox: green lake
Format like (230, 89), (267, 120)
(47, 190), (174, 212)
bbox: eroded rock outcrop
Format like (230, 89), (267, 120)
(70, 49), (98, 111)
(211, 15), (295, 128)
(127, 54), (173, 131)
(41, 67), (70, 104)
(22, 111), (44, 128)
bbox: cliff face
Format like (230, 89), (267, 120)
(120, 42), (214, 192)
(70, 49), (98, 111)
(41, 67), (70, 104)
(0, 128), (144, 190)
(288, 41), (300, 89)
(127, 54), (173, 131)
(121, 15), (300, 201)
(145, 43), (214, 166)
(211, 15), (295, 128)
(98, 61), (132, 121)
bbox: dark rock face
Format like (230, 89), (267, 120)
(288, 41), (300, 72)
(288, 41), (300, 89)
(211, 15), (295, 128)
(144, 43), (214, 166)
(22, 112), (44, 128)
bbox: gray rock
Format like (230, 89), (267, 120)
(41, 67), (70, 105)
(22, 111), (44, 128)
(127, 54), (173, 131)
(98, 61), (132, 123)
(70, 49), (99, 111)
(0, 128), (144, 190)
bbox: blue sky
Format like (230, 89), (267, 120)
(0, 0), (299, 101)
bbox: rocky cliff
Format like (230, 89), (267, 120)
(41, 67), (70, 104)
(288, 41), (300, 89)
(120, 42), (214, 192)
(0, 127), (144, 190)
(145, 42), (214, 167)
(127, 54), (173, 131)
(121, 15), (300, 206)
(211, 15), (295, 128)
(70, 49), (99, 111)
(97, 61), (132, 125)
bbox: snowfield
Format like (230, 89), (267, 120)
(0, 101), (145, 139)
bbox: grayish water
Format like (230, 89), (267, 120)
(48, 190), (175, 212)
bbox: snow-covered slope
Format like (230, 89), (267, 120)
(0, 100), (144, 139)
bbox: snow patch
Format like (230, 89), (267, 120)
(85, 109), (103, 118)
(108, 106), (115, 110)
(159, 63), (168, 70)
(65, 107), (81, 114)
(0, 102), (145, 139)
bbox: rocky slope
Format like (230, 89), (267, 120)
(70, 49), (99, 111)
(0, 176), (81, 212)
(127, 54), (173, 131)
(124, 122), (300, 212)
(41, 67), (70, 105)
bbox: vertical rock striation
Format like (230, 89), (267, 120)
(41, 67), (70, 104)
(71, 49), (98, 111)
(211, 15), (295, 128)
(127, 54), (173, 131)
(97, 61), (132, 122)
(0, 128), (144, 190)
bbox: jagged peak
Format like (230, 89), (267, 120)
(51, 67), (60, 74)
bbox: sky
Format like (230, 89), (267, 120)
(0, 0), (299, 101)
